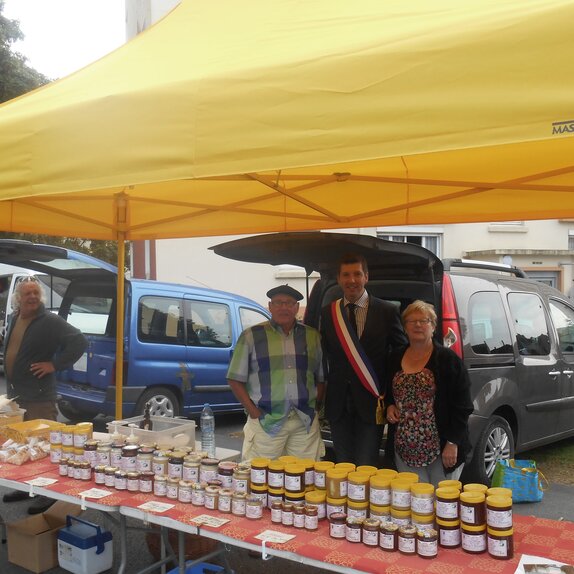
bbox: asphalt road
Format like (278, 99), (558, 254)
(1, 376), (573, 573)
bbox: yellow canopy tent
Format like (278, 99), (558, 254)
(0, 0), (573, 418)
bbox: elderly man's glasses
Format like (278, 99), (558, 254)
(270, 300), (298, 308)
(405, 318), (432, 326)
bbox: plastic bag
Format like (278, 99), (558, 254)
(491, 459), (548, 502)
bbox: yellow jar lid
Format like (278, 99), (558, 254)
(438, 479), (462, 490)
(486, 487), (513, 499)
(326, 469), (348, 479)
(267, 460), (285, 471)
(326, 496), (347, 504)
(396, 471), (419, 483)
(305, 490), (326, 503)
(314, 461), (335, 472)
(356, 465), (378, 476)
(250, 484), (268, 492)
(74, 422), (93, 432)
(63, 425), (77, 432)
(334, 462), (356, 472)
(278, 455), (298, 464)
(347, 499), (369, 509)
(390, 479), (412, 490)
(487, 527), (513, 536)
(285, 491), (305, 500)
(376, 468), (398, 479)
(436, 517), (460, 527)
(486, 495), (512, 508)
(370, 475), (391, 488)
(267, 487), (284, 495)
(463, 483), (488, 494)
(390, 507), (411, 518)
(284, 464), (305, 474)
(462, 523), (486, 533)
(411, 482), (434, 495)
(411, 511), (435, 523)
(347, 472), (369, 484)
(297, 458), (315, 469)
(50, 444), (62, 450)
(62, 445), (74, 452)
(369, 503), (390, 512)
(460, 491), (485, 504)
(435, 487), (460, 500)
(250, 457), (270, 467)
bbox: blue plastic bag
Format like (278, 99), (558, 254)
(491, 459), (547, 502)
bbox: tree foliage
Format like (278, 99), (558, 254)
(0, 2), (124, 266)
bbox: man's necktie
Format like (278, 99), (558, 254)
(347, 303), (358, 334)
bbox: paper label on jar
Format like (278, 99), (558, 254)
(271, 508), (282, 522)
(347, 507), (368, 520)
(232, 478), (248, 493)
(251, 468), (266, 484)
(191, 492), (205, 506)
(487, 508), (512, 529)
(411, 496), (434, 514)
(205, 496), (217, 509)
(166, 485), (178, 499)
(293, 514), (306, 528)
(285, 474), (302, 491)
(417, 539), (438, 557)
(183, 467), (199, 481)
(436, 500), (458, 519)
(200, 468), (217, 483)
(232, 500), (246, 515)
(246, 505), (263, 519)
(460, 505), (476, 523)
(330, 523), (345, 538)
(362, 530), (378, 546)
(178, 490), (192, 503)
(370, 488), (390, 506)
(462, 531), (486, 552)
(380, 533), (396, 550)
(137, 459), (152, 473)
(392, 490), (411, 508)
(340, 481), (348, 498)
(218, 498), (231, 512)
(326, 503), (345, 517)
(315, 472), (326, 488)
(398, 536), (415, 553)
(439, 527), (461, 546)
(345, 527), (361, 543)
(267, 471), (284, 488)
(348, 483), (366, 500)
(488, 536), (509, 557)
(305, 469), (314, 486)
(153, 462), (166, 475)
(282, 512), (294, 526)
(219, 474), (233, 488)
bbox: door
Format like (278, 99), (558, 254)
(548, 297), (574, 436)
(506, 291), (561, 447)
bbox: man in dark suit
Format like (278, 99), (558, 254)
(320, 253), (407, 466)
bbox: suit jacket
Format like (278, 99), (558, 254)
(320, 295), (407, 424)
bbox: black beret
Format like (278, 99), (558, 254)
(266, 284), (303, 301)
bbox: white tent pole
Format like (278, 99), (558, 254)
(114, 194), (127, 421)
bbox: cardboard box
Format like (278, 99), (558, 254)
(7, 500), (83, 573)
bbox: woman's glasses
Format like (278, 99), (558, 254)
(405, 318), (432, 326)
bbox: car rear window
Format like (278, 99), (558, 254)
(468, 292), (513, 355)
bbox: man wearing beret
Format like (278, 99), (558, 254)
(227, 284), (325, 461)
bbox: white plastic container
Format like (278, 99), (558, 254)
(106, 416), (196, 447)
(57, 516), (113, 574)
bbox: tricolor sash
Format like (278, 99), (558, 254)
(331, 299), (386, 424)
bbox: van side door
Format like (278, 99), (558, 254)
(548, 297), (574, 436)
(506, 291), (560, 447)
(183, 296), (236, 411)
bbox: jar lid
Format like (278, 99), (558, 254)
(326, 495), (346, 504)
(277, 455), (298, 464)
(284, 464), (305, 474)
(375, 468), (398, 479)
(201, 457), (220, 466)
(347, 500), (369, 509)
(250, 483), (268, 492)
(305, 490), (326, 503)
(462, 523), (486, 533)
(436, 517), (460, 527)
(435, 487), (460, 499)
(314, 461), (335, 471)
(395, 471), (419, 483)
(296, 458), (315, 469)
(326, 469), (348, 479)
(390, 507), (411, 518)
(334, 462), (356, 472)
(411, 511), (435, 523)
(487, 526), (513, 536)
(486, 487), (513, 499)
(486, 495), (512, 508)
(285, 491), (305, 500)
(438, 479), (462, 490)
(346, 516), (364, 525)
(250, 457), (271, 467)
(390, 479), (412, 490)
(268, 487), (285, 495)
(380, 520), (398, 531)
(219, 488), (234, 496)
(411, 482), (434, 495)
(355, 465), (378, 476)
(363, 518), (380, 528)
(267, 460), (285, 471)
(398, 525), (417, 535)
(370, 475), (391, 488)
(460, 491), (485, 504)
(347, 471), (369, 484)
(463, 483), (488, 494)
(329, 512), (347, 522)
(418, 528), (438, 538)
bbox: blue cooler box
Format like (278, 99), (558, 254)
(57, 516), (113, 574)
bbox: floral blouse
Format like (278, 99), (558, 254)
(392, 368), (441, 467)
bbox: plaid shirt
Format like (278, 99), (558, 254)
(227, 319), (323, 436)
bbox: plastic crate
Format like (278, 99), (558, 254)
(1, 418), (61, 443)
(107, 416), (195, 447)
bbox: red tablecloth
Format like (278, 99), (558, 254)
(2, 459), (573, 573)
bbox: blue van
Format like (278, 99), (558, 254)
(0, 240), (269, 419)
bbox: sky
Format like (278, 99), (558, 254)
(3, 0), (126, 79)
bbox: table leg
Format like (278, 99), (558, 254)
(117, 513), (128, 574)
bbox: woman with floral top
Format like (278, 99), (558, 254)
(385, 300), (473, 486)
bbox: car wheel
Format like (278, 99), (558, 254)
(134, 388), (181, 418)
(466, 415), (514, 484)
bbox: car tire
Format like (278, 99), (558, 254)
(466, 415), (514, 485)
(134, 387), (181, 418)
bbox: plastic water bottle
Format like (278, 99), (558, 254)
(200, 403), (216, 458)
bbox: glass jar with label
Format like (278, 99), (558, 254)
(250, 484), (268, 507)
(379, 521), (399, 551)
(284, 464), (305, 493)
(104, 466), (118, 487)
(61, 425), (76, 447)
(94, 464), (106, 484)
(166, 477), (180, 499)
(362, 518), (380, 546)
(369, 475), (391, 506)
(74, 447), (85, 462)
(271, 501), (283, 523)
(232, 465), (250, 493)
(435, 487), (460, 520)
(461, 523), (487, 554)
(139, 471), (154, 493)
(153, 452), (169, 477)
(83, 440), (99, 468)
(460, 491), (486, 526)
(114, 470), (128, 490)
(50, 444), (62, 464)
(326, 470), (348, 499)
(313, 461), (334, 490)
(369, 504), (391, 521)
(417, 528), (438, 558)
(284, 490), (305, 506)
(136, 447), (154, 473)
(183, 460), (201, 482)
(191, 482), (207, 506)
(122, 445), (139, 472)
(410, 482), (435, 515)
(168, 452), (185, 479)
(390, 479), (412, 510)
(127, 472), (140, 492)
(486, 495), (513, 530)
(96, 443), (112, 466)
(66, 460), (76, 478)
(347, 499), (369, 520)
(73, 422), (93, 447)
(249, 458), (269, 486)
(205, 485), (219, 509)
(293, 505), (306, 529)
(298, 458), (315, 491)
(347, 472), (369, 502)
(398, 525), (417, 555)
(218, 488), (233, 513)
(345, 517), (363, 543)
(267, 461), (285, 489)
(217, 461), (237, 488)
(178, 480), (193, 503)
(305, 490), (326, 520)
(281, 502), (294, 526)
(436, 517), (461, 548)
(154, 475), (168, 497)
(329, 512), (347, 539)
(267, 487), (284, 508)
(390, 507), (411, 527)
(304, 506), (319, 531)
(111, 442), (124, 468)
(245, 494), (263, 519)
(487, 527), (514, 559)
(231, 492), (247, 516)
(199, 458), (220, 483)
(49, 423), (65, 445)
(411, 511), (435, 532)
(78, 461), (91, 481)
(326, 496), (346, 519)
